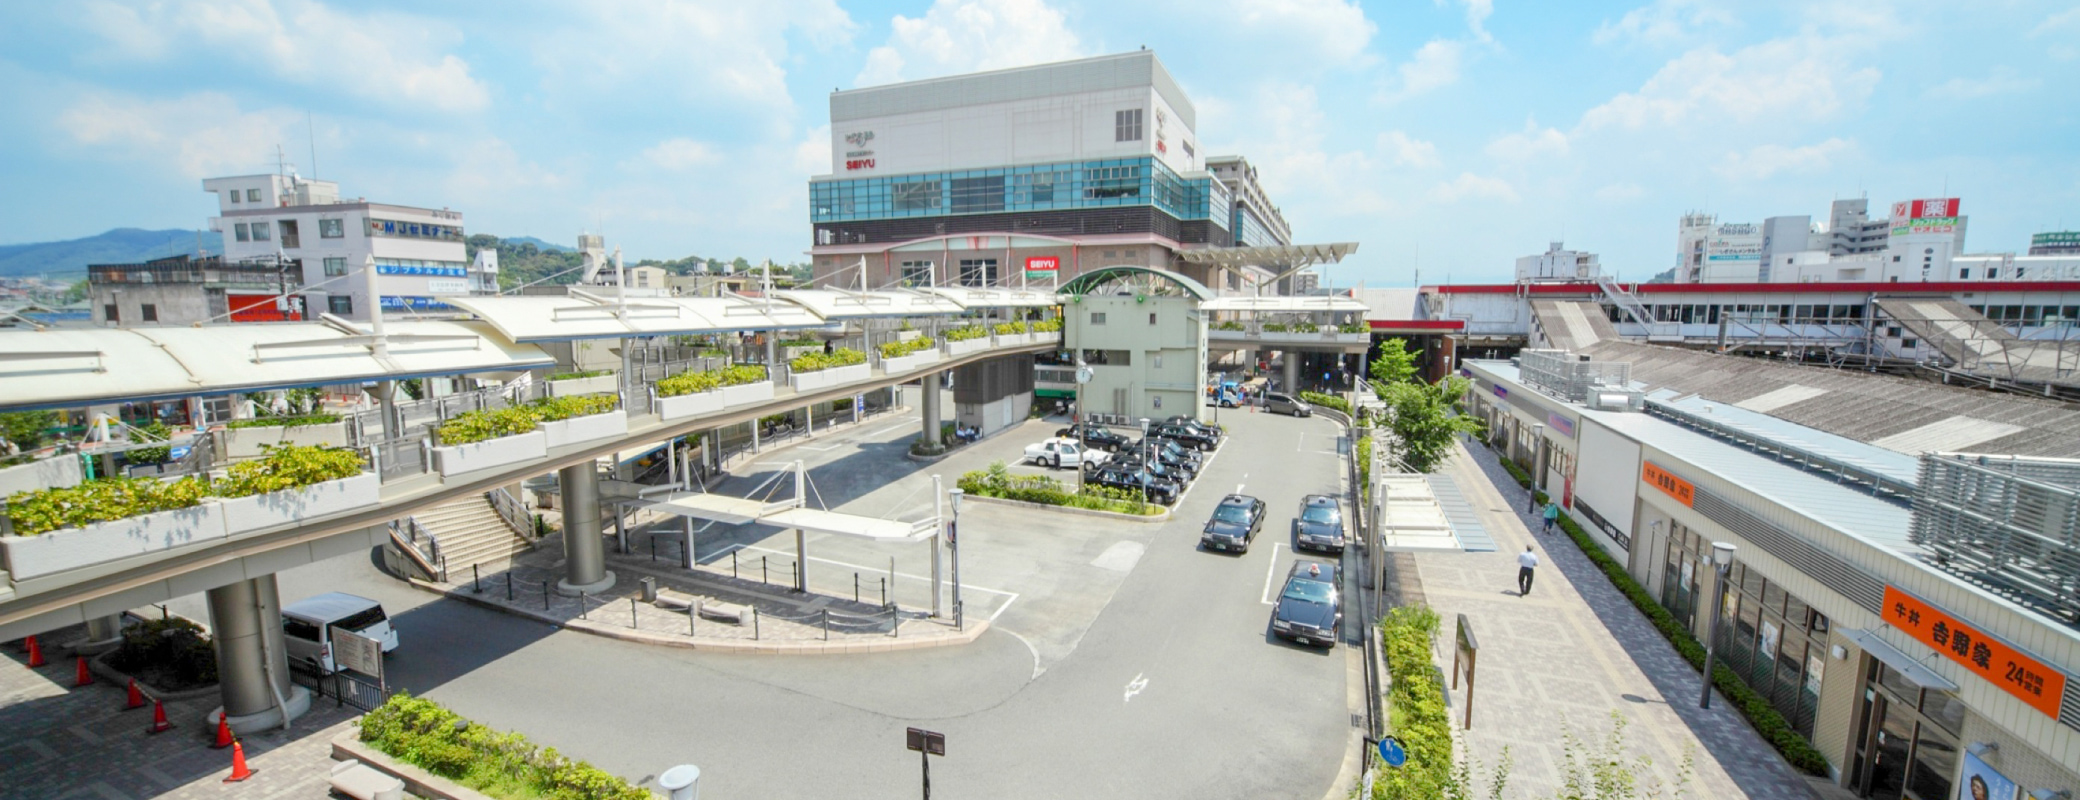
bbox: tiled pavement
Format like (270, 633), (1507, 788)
(1, 624), (360, 799)
(1408, 439), (1820, 798)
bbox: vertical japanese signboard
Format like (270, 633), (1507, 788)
(1880, 586), (2067, 720)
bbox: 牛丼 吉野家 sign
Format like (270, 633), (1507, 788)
(1881, 586), (2067, 720)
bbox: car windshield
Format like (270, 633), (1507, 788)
(1211, 505), (1251, 524)
(1302, 506), (1341, 524)
(1283, 579), (1335, 603)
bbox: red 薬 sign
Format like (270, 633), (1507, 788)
(1880, 586), (2067, 719)
(1892, 198), (1960, 219)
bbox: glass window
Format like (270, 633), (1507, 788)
(319, 218), (345, 238)
(1906, 727), (1956, 800)
(246, 188), (261, 202)
(282, 617), (320, 641)
(324, 257), (347, 277)
(250, 221), (270, 240)
(1115, 108), (1143, 142)
(234, 222), (250, 242)
(228, 189), (240, 203)
(104, 304), (118, 322)
(1091, 312), (1107, 325)
(898, 261), (933, 287)
(957, 259), (998, 287)
(140, 304), (157, 322)
(1920, 691), (1965, 735)
(328, 295), (353, 315)
(894, 180), (940, 212)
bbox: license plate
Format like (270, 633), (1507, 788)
(1296, 636), (1310, 645)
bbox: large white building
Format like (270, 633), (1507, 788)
(204, 172), (489, 320)
(1516, 241), (1603, 283)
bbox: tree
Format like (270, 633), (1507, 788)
(1380, 377), (1483, 473)
(0, 411), (58, 452)
(1370, 336), (1419, 386)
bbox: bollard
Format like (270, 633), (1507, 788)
(472, 563), (482, 594)
(881, 577), (887, 607)
(543, 581), (551, 610)
(761, 556), (768, 585)
(650, 538), (656, 562)
(507, 572), (514, 601)
(753, 608), (760, 640)
(822, 609), (830, 641)
(579, 591), (588, 620)
(791, 562), (799, 592)
(689, 604), (697, 636)
(957, 599), (964, 632)
(631, 598), (639, 629)
(854, 572), (860, 604)
(732, 550), (739, 578)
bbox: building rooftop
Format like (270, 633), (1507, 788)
(831, 50), (1194, 129)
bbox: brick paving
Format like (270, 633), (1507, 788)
(1, 624), (360, 800)
(1407, 439), (1819, 798)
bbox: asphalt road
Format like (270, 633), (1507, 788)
(263, 403), (1356, 799)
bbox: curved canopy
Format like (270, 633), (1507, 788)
(1175, 243), (1359, 269)
(922, 286), (1062, 309)
(440, 293), (825, 343)
(1058, 266), (1214, 301)
(772, 289), (965, 319)
(1200, 295), (1369, 312)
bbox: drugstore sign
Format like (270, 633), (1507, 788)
(1880, 586), (2068, 719)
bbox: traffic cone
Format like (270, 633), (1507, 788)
(222, 740), (255, 783)
(73, 656), (93, 687)
(209, 713), (234, 749)
(24, 636), (44, 668)
(145, 699), (173, 734)
(123, 678), (145, 710)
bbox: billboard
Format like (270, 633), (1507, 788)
(1024, 255), (1060, 279)
(1892, 217), (1959, 236)
(1892, 197), (1960, 219)
(2031, 231), (2079, 248)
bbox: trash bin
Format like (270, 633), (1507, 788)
(639, 576), (657, 603)
(658, 764), (700, 800)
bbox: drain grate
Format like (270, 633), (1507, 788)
(1350, 713), (1365, 729)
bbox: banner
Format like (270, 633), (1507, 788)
(1958, 751), (2018, 800)
(1882, 586), (2069, 719)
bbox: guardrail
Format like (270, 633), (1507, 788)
(488, 487), (534, 541)
(386, 517), (444, 582)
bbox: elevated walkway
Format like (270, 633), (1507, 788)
(1529, 299), (1622, 351)
(1874, 297), (2080, 388)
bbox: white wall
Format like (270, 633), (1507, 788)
(829, 87), (1176, 177)
(1574, 418), (1641, 558)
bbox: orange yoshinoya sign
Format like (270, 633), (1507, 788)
(1641, 461), (1695, 507)
(1881, 586), (2068, 719)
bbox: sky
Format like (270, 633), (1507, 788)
(0, 0), (2075, 285)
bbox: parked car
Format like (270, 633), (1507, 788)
(1054, 423), (1128, 452)
(282, 592), (399, 674)
(1122, 438), (1200, 479)
(1113, 451), (1191, 485)
(1150, 422), (1219, 451)
(1146, 438), (1206, 469)
(1163, 415), (1225, 444)
(1089, 466), (1181, 504)
(1293, 494), (1346, 552)
(1023, 437), (1109, 470)
(1271, 561), (1341, 647)
(1201, 494), (1265, 553)
(1264, 392), (1313, 417)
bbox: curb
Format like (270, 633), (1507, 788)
(87, 647), (222, 702)
(958, 492), (1171, 523)
(332, 731), (496, 800)
(403, 577), (989, 654)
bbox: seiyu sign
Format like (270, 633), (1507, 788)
(843, 130), (876, 171)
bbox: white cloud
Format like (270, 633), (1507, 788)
(74, 0), (491, 112)
(640, 139), (721, 171)
(1431, 172), (1518, 203)
(1714, 137), (1854, 180)
(1216, 0), (1376, 66)
(1485, 119), (1569, 161)
(1379, 131), (1440, 169)
(537, 1), (855, 120)
(1380, 39), (1464, 103)
(57, 91), (308, 179)
(1201, 83), (1395, 224)
(2035, 8), (2080, 60)
(1439, 0), (1495, 44)
(795, 125), (832, 176)
(1592, 0), (1735, 47)
(1578, 37), (1880, 130)
(854, 0), (1085, 87)
(1926, 68), (2039, 100)
(1594, 182), (1646, 201)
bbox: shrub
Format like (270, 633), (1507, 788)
(361, 693), (649, 800)
(1031, 318), (1062, 333)
(877, 337), (936, 359)
(434, 407), (539, 447)
(792, 347), (866, 373)
(778, 337), (821, 348)
(955, 464), (1160, 516)
(1299, 390), (1350, 415)
(1263, 323), (1289, 333)
(1213, 320), (1244, 331)
(225, 414), (340, 430)
(992, 320), (1030, 336)
(106, 617), (216, 691)
(215, 444), (365, 498)
(545, 370), (608, 381)
(1291, 321), (1320, 333)
(1374, 605), (1452, 800)
(129, 420), (173, 464)
(532, 393), (619, 422)
(656, 364), (767, 397)
(6, 475), (211, 535)
(944, 325), (987, 342)
(0, 410), (59, 451)
(1339, 322), (1366, 334)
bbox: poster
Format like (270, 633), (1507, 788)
(1761, 620), (1781, 659)
(1958, 751), (2018, 800)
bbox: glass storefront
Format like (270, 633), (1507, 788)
(1851, 661), (1962, 800)
(1659, 529), (1827, 741)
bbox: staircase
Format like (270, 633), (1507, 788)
(1596, 276), (1681, 341)
(412, 493), (534, 573)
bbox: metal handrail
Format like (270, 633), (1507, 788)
(386, 518), (445, 581)
(487, 487), (534, 541)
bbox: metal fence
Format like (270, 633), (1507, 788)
(1910, 452), (2080, 622)
(1518, 348), (1631, 403)
(291, 666), (389, 711)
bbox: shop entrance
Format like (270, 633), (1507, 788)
(1850, 658), (1962, 800)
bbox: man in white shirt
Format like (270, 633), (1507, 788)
(1517, 546), (1539, 596)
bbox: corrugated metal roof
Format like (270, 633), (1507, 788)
(1652, 394), (1923, 486)
(1871, 417), (2028, 454)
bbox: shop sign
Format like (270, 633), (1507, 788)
(1491, 385), (1508, 399)
(1891, 217), (1959, 236)
(1546, 411), (1575, 439)
(1641, 461), (1695, 507)
(1024, 256), (1059, 279)
(1891, 197), (1959, 219)
(2031, 231), (2080, 247)
(1881, 585), (2068, 720)
(845, 157), (876, 171)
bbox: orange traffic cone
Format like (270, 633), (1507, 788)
(223, 740), (255, 782)
(24, 636), (44, 668)
(209, 713), (234, 749)
(72, 656), (93, 687)
(145, 699), (173, 734)
(124, 678), (146, 710)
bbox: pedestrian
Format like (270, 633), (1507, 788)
(1542, 499), (1561, 534)
(1517, 546), (1539, 596)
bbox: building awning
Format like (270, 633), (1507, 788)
(1035, 388), (1077, 399)
(1200, 295), (1368, 312)
(643, 492), (794, 526)
(1058, 266), (1214, 300)
(642, 491), (938, 541)
(1841, 628), (1960, 691)
(440, 293), (825, 342)
(771, 289), (966, 319)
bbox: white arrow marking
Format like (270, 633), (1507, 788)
(1123, 672), (1149, 704)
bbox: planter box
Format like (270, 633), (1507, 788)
(946, 337), (991, 357)
(541, 410), (627, 449)
(222, 421), (351, 459)
(882, 349), (944, 374)
(658, 390), (725, 421)
(220, 473), (381, 536)
(895, 330), (922, 342)
(994, 332), (1033, 348)
(790, 363), (869, 393)
(720, 380), (775, 408)
(0, 454), (83, 498)
(432, 431), (548, 477)
(1, 503), (228, 580)
(547, 375), (618, 397)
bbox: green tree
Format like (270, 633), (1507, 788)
(1369, 336), (1419, 386)
(0, 411), (59, 451)
(1380, 377), (1483, 473)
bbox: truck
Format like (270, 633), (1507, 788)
(1023, 437), (1111, 470)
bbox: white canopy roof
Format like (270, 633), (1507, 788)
(440, 293), (825, 343)
(772, 289), (965, 319)
(642, 491), (938, 541)
(921, 286), (1062, 309)
(1200, 295), (1368, 312)
(0, 320), (553, 410)
(1176, 243), (1360, 269)
(644, 492), (795, 525)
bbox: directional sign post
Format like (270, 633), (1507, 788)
(905, 727), (945, 799)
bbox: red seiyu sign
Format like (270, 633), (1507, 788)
(1024, 256), (1059, 279)
(845, 158), (875, 171)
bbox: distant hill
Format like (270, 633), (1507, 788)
(0, 228), (223, 278)
(501, 236), (570, 252)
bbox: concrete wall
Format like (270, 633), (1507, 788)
(1064, 293), (1206, 421)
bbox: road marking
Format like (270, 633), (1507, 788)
(867, 422), (914, 438)
(794, 443), (843, 452)
(1123, 672), (1149, 703)
(1001, 627), (1047, 680)
(1260, 543), (1289, 605)
(1234, 480), (1247, 495)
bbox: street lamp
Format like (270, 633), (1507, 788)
(948, 487), (964, 630)
(1138, 417), (1151, 505)
(1699, 541), (1737, 709)
(1073, 358), (1092, 493)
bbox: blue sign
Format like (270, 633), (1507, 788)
(1378, 736), (1407, 768)
(379, 296), (455, 311)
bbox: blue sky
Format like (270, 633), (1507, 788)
(0, 0), (2074, 284)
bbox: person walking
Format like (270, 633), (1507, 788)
(1542, 499), (1561, 534)
(1517, 546), (1539, 596)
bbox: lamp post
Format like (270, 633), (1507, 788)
(948, 487), (964, 630)
(1699, 541), (1738, 709)
(1073, 359), (1091, 493)
(1138, 417), (1151, 505)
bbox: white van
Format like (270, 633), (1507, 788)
(281, 592), (399, 674)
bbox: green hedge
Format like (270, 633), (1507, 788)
(1298, 390), (1349, 415)
(877, 337), (936, 359)
(1374, 605), (1452, 800)
(792, 347), (867, 373)
(944, 325), (987, 342)
(107, 617), (216, 691)
(992, 321), (1030, 335)
(656, 364), (767, 397)
(214, 444), (365, 499)
(1494, 448), (1832, 776)
(1031, 318), (1062, 333)
(129, 420), (173, 464)
(435, 393), (621, 446)
(956, 463), (1162, 516)
(7, 443), (365, 535)
(225, 413), (341, 430)
(359, 693), (648, 800)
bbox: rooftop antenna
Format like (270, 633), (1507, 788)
(307, 111), (318, 180)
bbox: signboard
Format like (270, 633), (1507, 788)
(2031, 231), (2080, 248)
(1880, 585), (2068, 719)
(1642, 461), (1695, 507)
(1025, 256), (1060, 279)
(1957, 751), (2019, 800)
(1545, 411), (1576, 439)
(376, 264), (466, 277)
(1892, 198), (1960, 219)
(1892, 217), (1959, 236)
(379, 296), (455, 311)
(1376, 736), (1407, 768)
(333, 628), (384, 679)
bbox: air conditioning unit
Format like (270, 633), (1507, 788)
(1587, 388), (1644, 412)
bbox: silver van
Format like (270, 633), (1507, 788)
(281, 592), (399, 674)
(1264, 392), (1313, 417)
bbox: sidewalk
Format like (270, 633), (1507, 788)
(1, 623), (359, 799)
(1407, 440), (1817, 798)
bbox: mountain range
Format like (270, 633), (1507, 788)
(0, 228), (223, 278)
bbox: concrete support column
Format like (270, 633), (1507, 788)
(919, 373), (942, 453)
(1283, 355), (1299, 394)
(557, 462), (616, 596)
(76, 614), (125, 656)
(206, 575), (310, 733)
